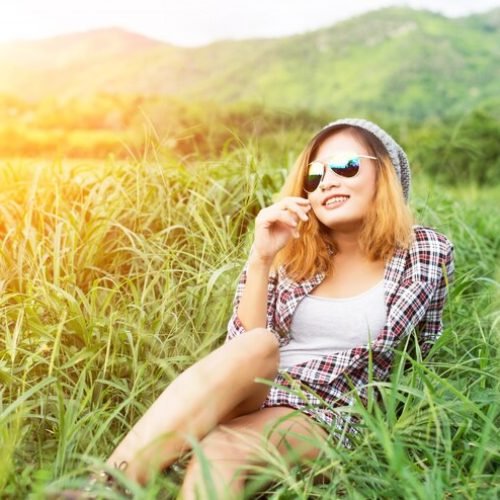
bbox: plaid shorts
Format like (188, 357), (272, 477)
(260, 369), (360, 447)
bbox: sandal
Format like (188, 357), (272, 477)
(46, 461), (132, 499)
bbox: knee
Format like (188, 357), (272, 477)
(241, 328), (280, 366)
(229, 328), (279, 382)
(199, 328), (279, 389)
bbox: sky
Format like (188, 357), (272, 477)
(1, 0), (499, 46)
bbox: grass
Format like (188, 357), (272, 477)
(0, 141), (498, 499)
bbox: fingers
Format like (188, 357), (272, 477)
(273, 210), (300, 229)
(253, 197), (312, 254)
(263, 210), (301, 240)
(259, 201), (309, 227)
(278, 197), (311, 223)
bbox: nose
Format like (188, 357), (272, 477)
(319, 168), (341, 191)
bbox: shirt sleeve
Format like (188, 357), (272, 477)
(417, 239), (455, 357)
(225, 259), (287, 346)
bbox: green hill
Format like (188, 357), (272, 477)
(0, 7), (498, 121)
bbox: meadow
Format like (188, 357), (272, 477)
(0, 128), (498, 498)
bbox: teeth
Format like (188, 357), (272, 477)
(325, 196), (349, 206)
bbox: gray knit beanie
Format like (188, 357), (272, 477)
(322, 118), (411, 201)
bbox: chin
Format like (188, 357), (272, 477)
(319, 216), (364, 232)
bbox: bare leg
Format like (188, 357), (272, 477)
(179, 406), (329, 500)
(106, 328), (279, 484)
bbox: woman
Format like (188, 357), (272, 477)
(59, 118), (454, 499)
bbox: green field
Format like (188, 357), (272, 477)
(0, 138), (498, 498)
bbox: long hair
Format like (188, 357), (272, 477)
(272, 125), (414, 281)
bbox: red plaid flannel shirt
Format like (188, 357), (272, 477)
(226, 225), (454, 426)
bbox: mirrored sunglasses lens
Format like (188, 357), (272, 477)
(329, 157), (360, 177)
(305, 161), (324, 192)
(305, 174), (322, 192)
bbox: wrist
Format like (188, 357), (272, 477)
(249, 248), (274, 268)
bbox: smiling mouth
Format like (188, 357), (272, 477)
(324, 196), (350, 207)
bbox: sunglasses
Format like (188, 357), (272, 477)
(304, 152), (378, 193)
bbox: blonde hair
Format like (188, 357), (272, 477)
(273, 125), (414, 281)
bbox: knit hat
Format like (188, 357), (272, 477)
(322, 118), (411, 201)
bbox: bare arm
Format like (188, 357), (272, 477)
(236, 253), (274, 331)
(226, 196), (310, 342)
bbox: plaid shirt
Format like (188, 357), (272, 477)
(226, 225), (455, 428)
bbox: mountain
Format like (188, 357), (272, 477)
(0, 7), (498, 120)
(0, 28), (165, 69)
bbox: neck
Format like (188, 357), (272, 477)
(329, 229), (364, 257)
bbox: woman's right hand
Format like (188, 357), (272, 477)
(251, 197), (311, 263)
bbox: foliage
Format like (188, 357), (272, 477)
(0, 94), (326, 160)
(1, 92), (499, 189)
(407, 101), (500, 186)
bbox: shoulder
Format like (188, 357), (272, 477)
(395, 225), (454, 282)
(411, 225), (454, 260)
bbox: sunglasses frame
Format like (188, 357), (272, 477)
(303, 153), (378, 193)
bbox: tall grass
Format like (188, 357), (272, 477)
(0, 142), (498, 498)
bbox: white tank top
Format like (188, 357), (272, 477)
(279, 279), (386, 370)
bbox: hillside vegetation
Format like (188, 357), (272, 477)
(0, 7), (498, 118)
(1, 6), (499, 164)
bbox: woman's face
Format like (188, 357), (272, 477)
(306, 129), (378, 232)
